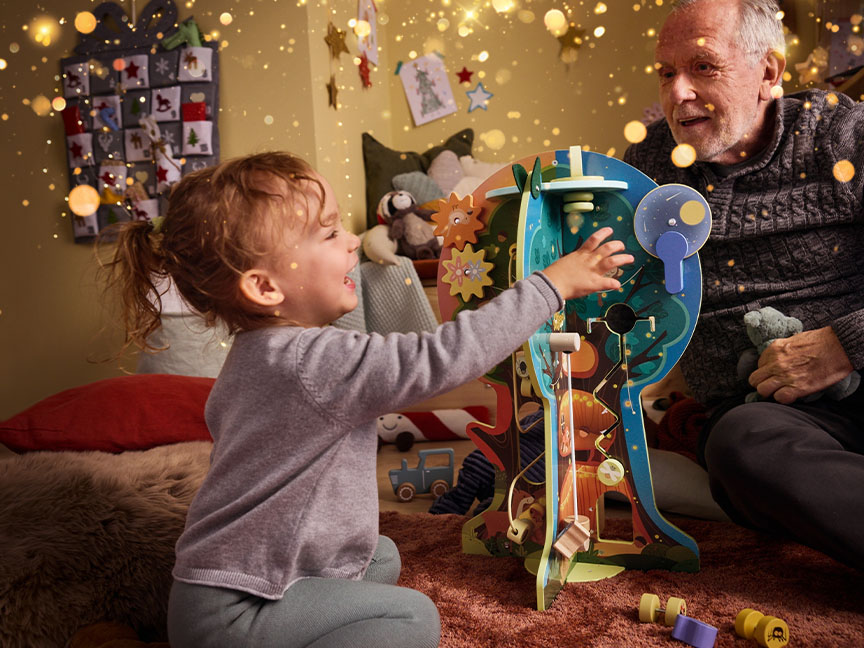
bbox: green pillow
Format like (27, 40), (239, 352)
(362, 129), (473, 228)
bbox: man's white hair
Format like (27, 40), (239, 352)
(671, 0), (785, 62)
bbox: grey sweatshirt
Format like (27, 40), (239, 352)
(172, 272), (562, 599)
(624, 89), (864, 405)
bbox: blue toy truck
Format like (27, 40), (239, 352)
(389, 448), (454, 502)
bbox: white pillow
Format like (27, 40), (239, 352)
(449, 175), (485, 199)
(460, 155), (507, 181)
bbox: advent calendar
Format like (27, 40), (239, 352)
(59, 0), (220, 241)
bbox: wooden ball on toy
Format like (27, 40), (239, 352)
(639, 592), (687, 626)
(735, 608), (789, 647)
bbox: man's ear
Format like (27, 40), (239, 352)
(759, 50), (786, 101)
(239, 268), (284, 307)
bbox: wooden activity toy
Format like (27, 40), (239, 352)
(735, 608), (790, 647)
(434, 146), (710, 610)
(639, 592), (688, 626)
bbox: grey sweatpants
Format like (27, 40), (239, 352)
(167, 536), (441, 648)
(704, 389), (864, 571)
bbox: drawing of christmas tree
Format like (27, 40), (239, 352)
(415, 66), (444, 116)
(187, 128), (199, 147)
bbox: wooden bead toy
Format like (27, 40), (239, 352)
(639, 592), (687, 626)
(735, 608), (790, 647)
(671, 615), (718, 648)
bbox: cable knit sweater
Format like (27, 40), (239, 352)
(624, 89), (864, 406)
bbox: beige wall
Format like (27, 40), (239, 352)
(0, 0), (817, 417)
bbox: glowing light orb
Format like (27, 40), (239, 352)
(437, 18), (450, 32)
(51, 96), (66, 111)
(492, 0), (515, 12)
(770, 85), (784, 99)
(833, 160), (855, 183)
(478, 50), (489, 62)
(354, 20), (371, 38)
(518, 10), (535, 23)
(220, 12), (233, 25)
(31, 94), (51, 116)
(595, 2), (608, 14)
(74, 11), (97, 34)
(623, 120), (647, 143)
(680, 200), (707, 225)
(113, 58), (126, 71)
(0, 59), (6, 70)
(29, 17), (61, 47)
(594, 26), (606, 37)
(826, 92), (839, 106)
(68, 184), (100, 217)
(671, 143), (697, 168)
(480, 128), (506, 150)
(544, 10), (567, 36)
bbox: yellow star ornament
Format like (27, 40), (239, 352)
(442, 244), (495, 301)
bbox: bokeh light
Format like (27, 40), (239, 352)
(671, 144), (697, 168)
(833, 160), (855, 183)
(30, 94), (51, 116)
(113, 58), (126, 71)
(354, 20), (371, 38)
(0, 59), (6, 70)
(623, 120), (647, 143)
(29, 16), (61, 47)
(68, 185), (101, 217)
(492, 0), (515, 13)
(544, 10), (568, 36)
(74, 11), (97, 34)
(220, 12), (233, 25)
(51, 96), (66, 111)
(480, 129), (506, 150)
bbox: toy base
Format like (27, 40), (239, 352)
(524, 552), (625, 582)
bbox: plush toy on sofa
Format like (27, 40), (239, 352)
(736, 306), (860, 402)
(376, 190), (441, 261)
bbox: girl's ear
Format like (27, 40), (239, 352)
(239, 268), (284, 307)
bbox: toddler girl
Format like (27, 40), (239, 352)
(102, 151), (633, 648)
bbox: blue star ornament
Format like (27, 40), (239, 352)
(466, 82), (493, 112)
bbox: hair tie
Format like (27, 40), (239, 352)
(150, 216), (165, 234)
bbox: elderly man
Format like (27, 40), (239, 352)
(624, 0), (864, 570)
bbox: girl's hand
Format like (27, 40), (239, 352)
(542, 227), (634, 301)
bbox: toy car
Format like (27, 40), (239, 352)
(389, 448), (454, 502)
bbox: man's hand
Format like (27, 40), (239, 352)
(542, 227), (634, 301)
(749, 326), (854, 404)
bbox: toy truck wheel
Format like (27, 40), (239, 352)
(430, 480), (449, 498)
(665, 597), (687, 626)
(396, 483), (416, 502)
(639, 593), (660, 623)
(395, 432), (415, 452)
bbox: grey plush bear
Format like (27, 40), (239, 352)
(736, 306), (860, 402)
(377, 190), (441, 261)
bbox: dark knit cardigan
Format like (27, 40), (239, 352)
(624, 89), (864, 406)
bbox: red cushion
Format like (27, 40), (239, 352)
(0, 374), (215, 453)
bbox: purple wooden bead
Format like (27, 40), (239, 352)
(671, 614), (718, 648)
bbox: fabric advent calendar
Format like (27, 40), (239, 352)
(59, 0), (220, 241)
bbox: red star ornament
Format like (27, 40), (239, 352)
(358, 53), (372, 88)
(69, 141), (84, 160)
(125, 60), (140, 79)
(156, 165), (168, 183)
(457, 67), (473, 84)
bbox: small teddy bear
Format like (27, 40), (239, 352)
(377, 190), (441, 260)
(736, 306), (860, 402)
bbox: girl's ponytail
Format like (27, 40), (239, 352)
(97, 219), (168, 356)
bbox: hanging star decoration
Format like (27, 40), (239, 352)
(326, 74), (339, 108)
(557, 24), (584, 64)
(358, 53), (372, 88)
(465, 82), (493, 112)
(325, 22), (350, 60)
(795, 46), (829, 85)
(442, 243), (495, 301)
(457, 66), (473, 84)
(431, 193), (485, 250)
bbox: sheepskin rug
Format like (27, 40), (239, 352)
(0, 441), (212, 648)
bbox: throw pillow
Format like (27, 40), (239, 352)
(460, 154), (507, 180)
(391, 171), (445, 206)
(362, 129), (474, 229)
(0, 374), (215, 453)
(427, 150), (465, 194)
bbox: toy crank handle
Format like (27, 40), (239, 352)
(543, 332), (582, 352)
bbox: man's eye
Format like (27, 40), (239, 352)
(695, 63), (713, 73)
